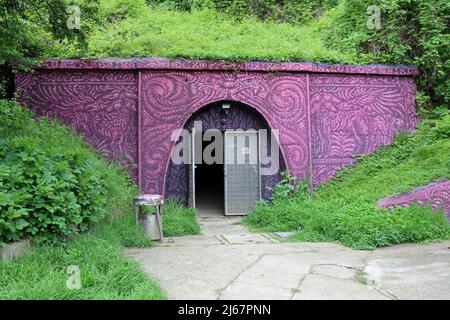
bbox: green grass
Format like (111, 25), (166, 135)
(243, 113), (450, 250)
(1, 100), (174, 299)
(0, 213), (166, 299)
(53, 3), (353, 64)
(162, 200), (201, 237)
(103, 208), (154, 248)
(0, 200), (200, 299)
(0, 97), (201, 300)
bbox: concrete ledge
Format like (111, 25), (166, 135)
(35, 58), (419, 76)
(0, 241), (32, 262)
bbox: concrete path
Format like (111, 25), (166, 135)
(125, 217), (450, 300)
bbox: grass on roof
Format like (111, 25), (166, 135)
(54, 6), (355, 64)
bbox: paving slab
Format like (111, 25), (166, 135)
(311, 264), (356, 280)
(273, 232), (296, 239)
(220, 281), (293, 300)
(233, 256), (310, 289)
(221, 233), (273, 244)
(198, 217), (247, 235)
(160, 235), (224, 246)
(364, 242), (450, 300)
(292, 274), (388, 300)
(124, 217), (450, 300)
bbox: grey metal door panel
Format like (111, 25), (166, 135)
(188, 127), (196, 208)
(224, 130), (261, 215)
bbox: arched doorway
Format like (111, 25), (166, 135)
(165, 100), (286, 216)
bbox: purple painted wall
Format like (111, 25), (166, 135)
(309, 74), (417, 183)
(378, 181), (450, 221)
(15, 58), (418, 198)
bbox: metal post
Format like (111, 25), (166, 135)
(134, 205), (140, 225)
(155, 205), (164, 241)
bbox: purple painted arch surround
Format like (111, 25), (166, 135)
(141, 71), (310, 197)
(165, 100), (287, 203)
(15, 58), (418, 199)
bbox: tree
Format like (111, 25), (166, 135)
(0, 0), (99, 97)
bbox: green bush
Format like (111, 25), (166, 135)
(0, 99), (135, 245)
(244, 113), (450, 249)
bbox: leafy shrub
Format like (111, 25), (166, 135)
(0, 99), (166, 299)
(0, 99), (135, 245)
(270, 171), (311, 200)
(244, 112), (450, 249)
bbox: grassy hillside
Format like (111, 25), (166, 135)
(0, 99), (196, 299)
(0, 219), (166, 299)
(243, 112), (450, 249)
(0, 99), (167, 299)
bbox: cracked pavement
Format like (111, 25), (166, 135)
(125, 217), (450, 300)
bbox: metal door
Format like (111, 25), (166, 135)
(188, 126), (196, 207)
(224, 130), (261, 215)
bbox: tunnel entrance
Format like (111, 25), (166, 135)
(165, 100), (286, 215)
(195, 137), (224, 216)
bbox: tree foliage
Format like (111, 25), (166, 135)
(148, 0), (339, 24)
(318, 0), (449, 113)
(0, 0), (99, 96)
